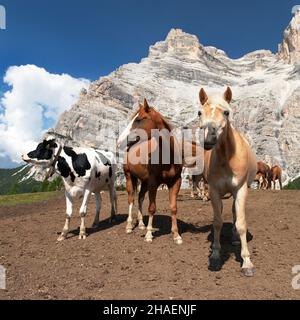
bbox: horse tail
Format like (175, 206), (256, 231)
(131, 175), (139, 194)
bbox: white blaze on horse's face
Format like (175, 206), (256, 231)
(117, 114), (138, 149)
(198, 87), (233, 151)
(117, 100), (154, 150)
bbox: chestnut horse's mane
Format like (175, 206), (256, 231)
(130, 107), (173, 131)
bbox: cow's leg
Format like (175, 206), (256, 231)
(137, 182), (147, 230)
(92, 192), (102, 229)
(78, 189), (91, 240)
(169, 177), (182, 245)
(145, 186), (157, 243)
(235, 183), (254, 277)
(109, 184), (117, 223)
(209, 188), (223, 271)
(125, 173), (135, 234)
(231, 198), (240, 246)
(57, 191), (73, 241)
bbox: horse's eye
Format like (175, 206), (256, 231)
(224, 111), (230, 117)
(198, 111), (202, 117)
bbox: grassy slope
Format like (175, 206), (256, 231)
(285, 177), (300, 190)
(0, 191), (60, 206)
(0, 166), (43, 195)
(0, 166), (64, 195)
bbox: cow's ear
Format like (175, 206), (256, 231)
(49, 140), (57, 148)
(199, 88), (208, 105)
(144, 98), (150, 113)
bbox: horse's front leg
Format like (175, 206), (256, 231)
(78, 189), (92, 240)
(137, 182), (147, 230)
(145, 186), (157, 243)
(231, 199), (240, 246)
(57, 191), (73, 241)
(125, 173), (135, 234)
(168, 177), (183, 245)
(209, 188), (223, 271)
(235, 183), (254, 277)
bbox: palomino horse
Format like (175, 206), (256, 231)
(198, 87), (257, 277)
(117, 99), (183, 244)
(271, 165), (283, 190)
(257, 161), (272, 189)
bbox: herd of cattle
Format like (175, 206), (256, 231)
(21, 87), (285, 277)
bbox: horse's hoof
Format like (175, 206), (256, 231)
(126, 228), (133, 234)
(78, 234), (87, 240)
(91, 223), (100, 229)
(242, 268), (254, 277)
(174, 236), (183, 245)
(138, 224), (146, 230)
(144, 237), (153, 243)
(57, 234), (66, 242)
(209, 257), (222, 271)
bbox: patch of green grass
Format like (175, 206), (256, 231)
(0, 191), (60, 207)
(285, 177), (300, 190)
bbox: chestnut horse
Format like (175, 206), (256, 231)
(257, 161), (271, 189)
(198, 87), (257, 277)
(271, 165), (283, 190)
(254, 172), (268, 190)
(117, 99), (183, 244)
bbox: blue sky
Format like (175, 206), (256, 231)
(0, 0), (298, 168)
(0, 0), (298, 79)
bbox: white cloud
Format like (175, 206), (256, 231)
(0, 64), (90, 167)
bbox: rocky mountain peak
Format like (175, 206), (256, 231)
(149, 28), (203, 60)
(278, 9), (300, 63)
(45, 10), (300, 186)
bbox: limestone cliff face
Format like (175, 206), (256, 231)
(47, 12), (300, 184)
(278, 9), (300, 64)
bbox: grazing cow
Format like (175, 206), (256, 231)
(22, 138), (117, 241)
(198, 87), (257, 277)
(188, 174), (209, 201)
(117, 99), (184, 244)
(256, 161), (272, 189)
(271, 165), (283, 190)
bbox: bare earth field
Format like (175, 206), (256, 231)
(0, 189), (300, 300)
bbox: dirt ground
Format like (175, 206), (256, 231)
(0, 189), (300, 300)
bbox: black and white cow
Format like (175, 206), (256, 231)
(22, 138), (117, 241)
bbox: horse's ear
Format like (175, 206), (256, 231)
(223, 87), (232, 104)
(199, 88), (208, 105)
(144, 98), (150, 113)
